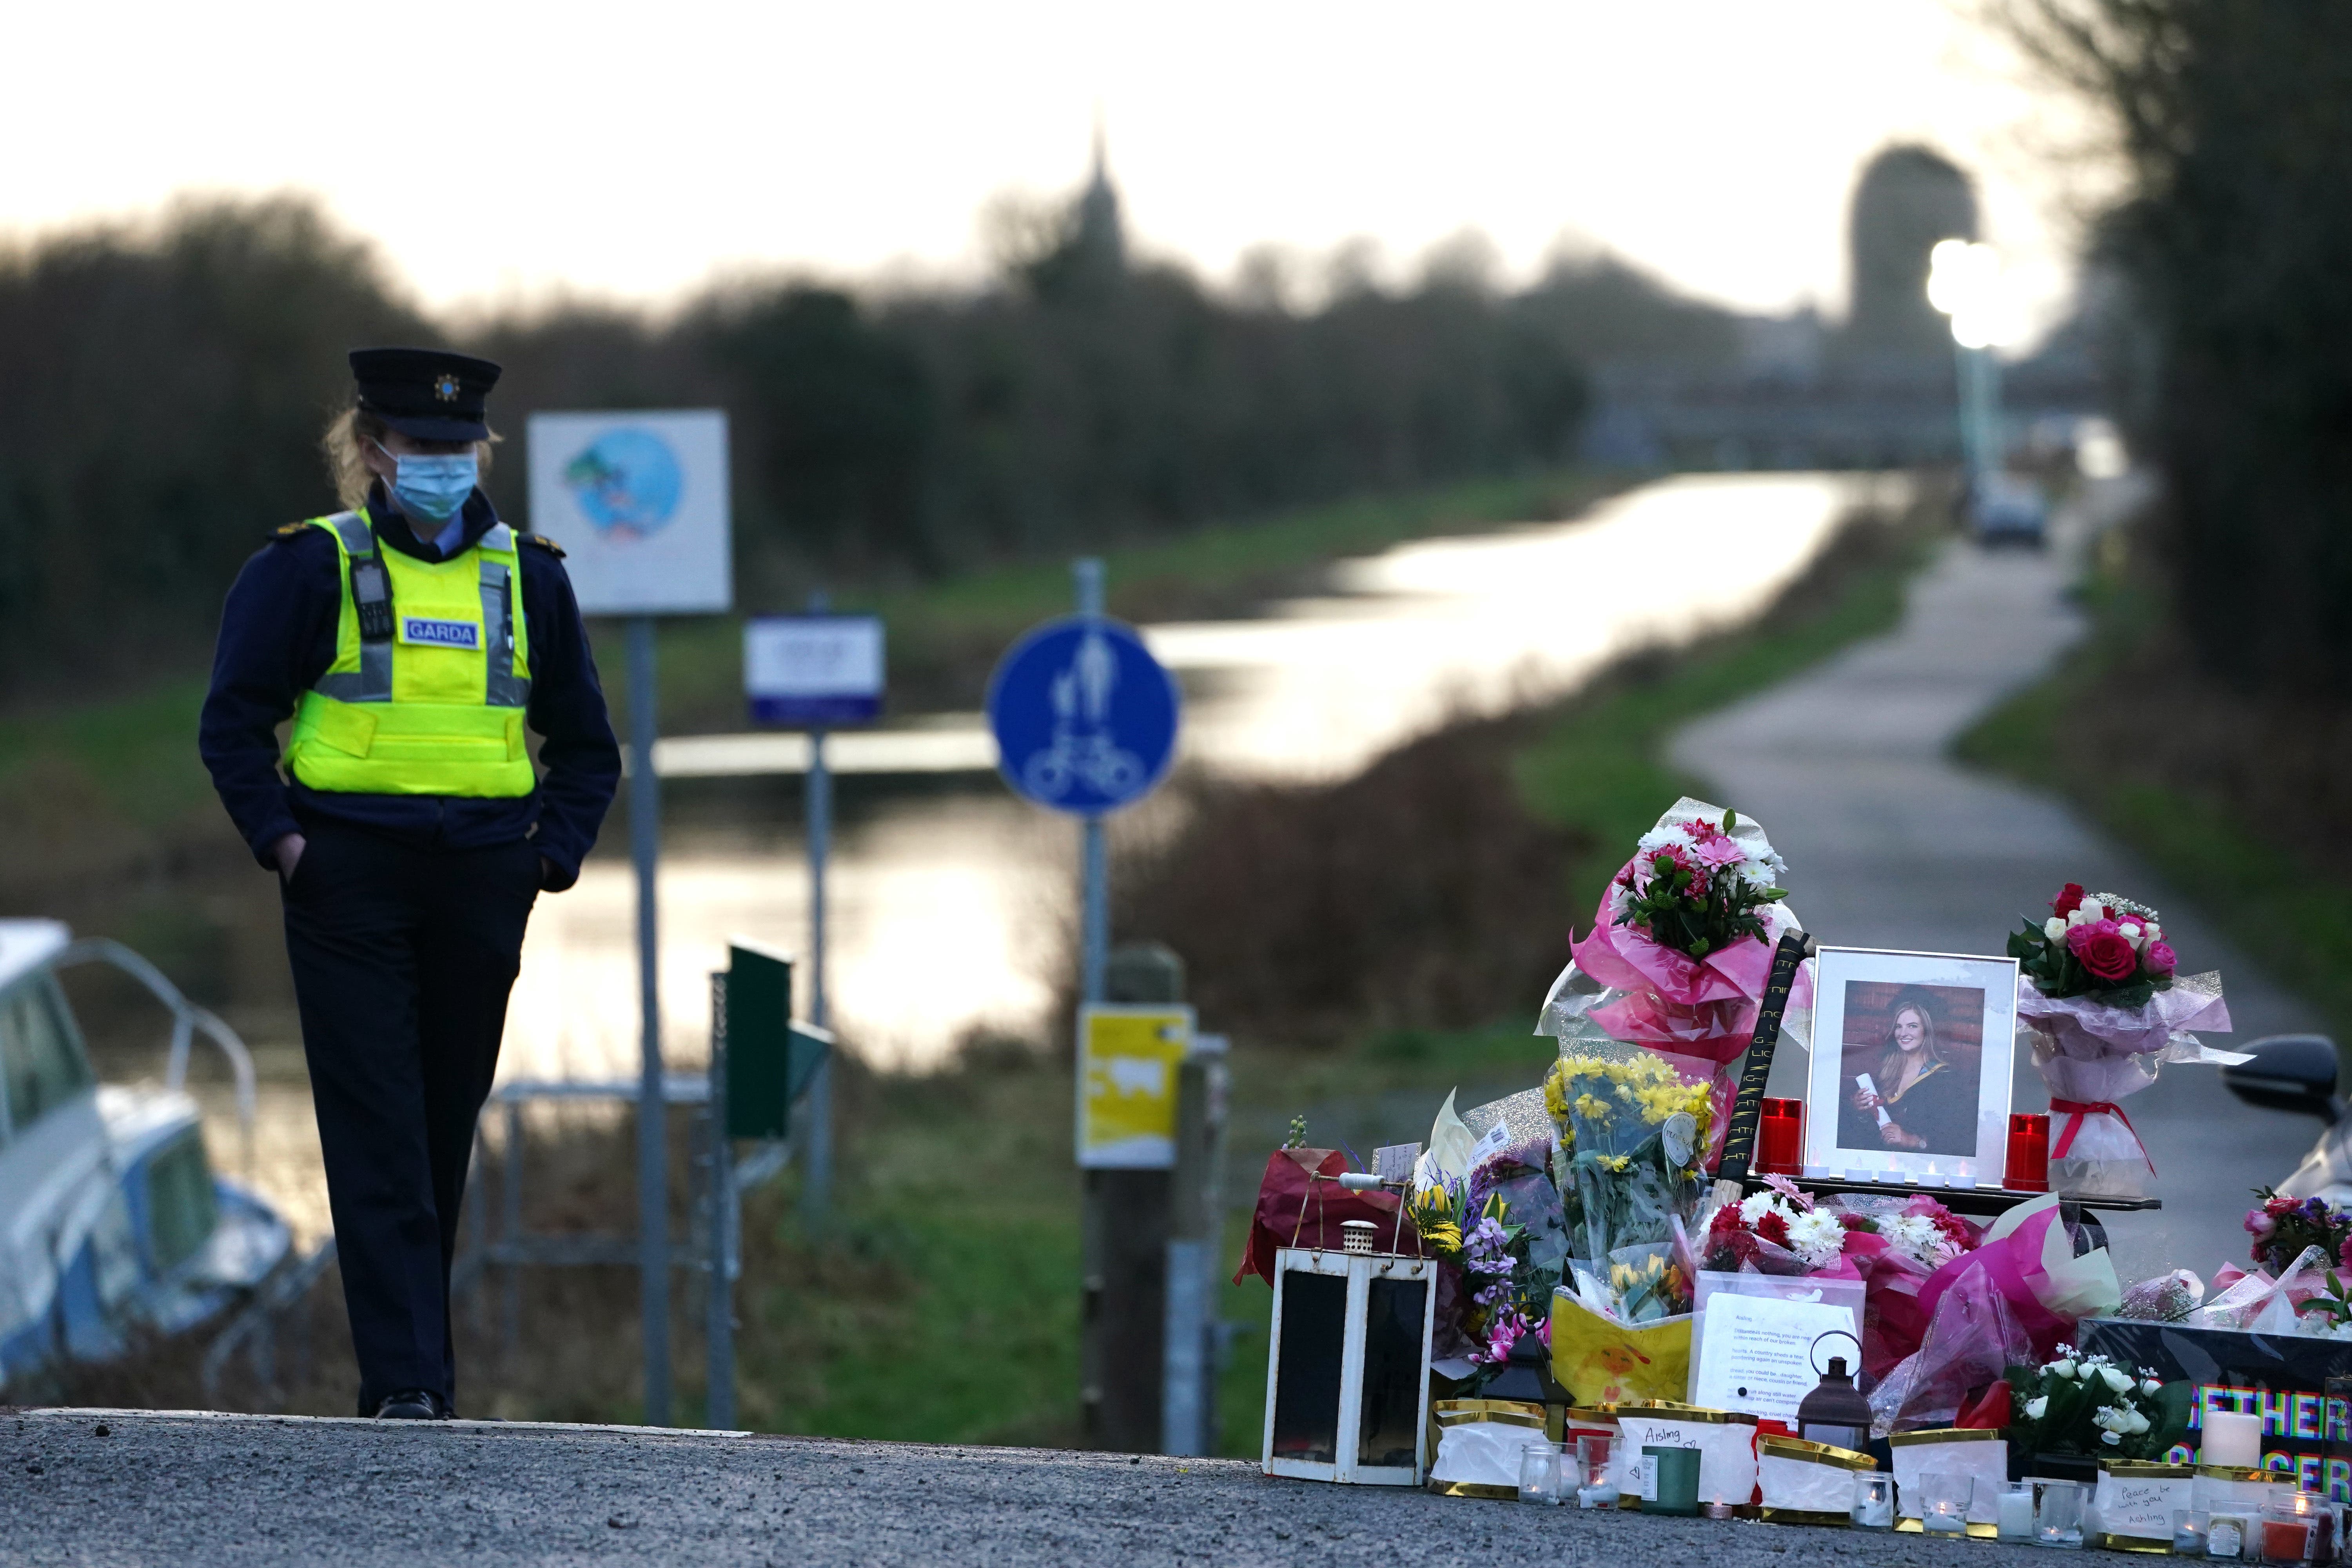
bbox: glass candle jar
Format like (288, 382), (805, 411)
(2262, 1495), (2329, 1563)
(2005, 1112), (2051, 1191)
(1757, 1098), (1804, 1176)
(1998, 1481), (2038, 1542)
(2175, 1508), (2211, 1555)
(1922, 1471), (1974, 1536)
(1517, 1441), (1561, 1506)
(1852, 1473), (1895, 1531)
(1575, 1435), (1619, 1509)
(1644, 1446), (1701, 1518)
(2038, 1477), (2088, 1549)
(2262, 1503), (2314, 1564)
(2212, 1512), (2255, 1561)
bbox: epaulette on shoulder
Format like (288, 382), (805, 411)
(271, 521), (311, 542)
(522, 533), (566, 558)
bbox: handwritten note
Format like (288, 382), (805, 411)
(1690, 1291), (1861, 1421)
(2094, 1474), (2192, 1540)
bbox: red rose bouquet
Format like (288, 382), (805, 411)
(2004, 884), (2239, 1195)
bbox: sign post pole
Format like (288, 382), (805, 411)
(802, 596), (834, 1230)
(703, 964), (734, 1430)
(984, 560), (1183, 1450)
(740, 599), (884, 1235)
(626, 614), (670, 1429)
(528, 407), (733, 1432)
(1073, 558), (1109, 1006)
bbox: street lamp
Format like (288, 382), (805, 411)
(1927, 239), (2005, 492)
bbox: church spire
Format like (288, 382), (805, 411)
(1074, 109), (1124, 278)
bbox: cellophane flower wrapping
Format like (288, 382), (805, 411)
(1543, 1050), (1710, 1323)
(1407, 1092), (1571, 1370)
(1535, 797), (1814, 1172)
(2008, 887), (2244, 1195)
(2114, 1268), (2204, 1322)
(1866, 1195), (2120, 1436)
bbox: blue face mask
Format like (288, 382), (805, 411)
(377, 441), (478, 523)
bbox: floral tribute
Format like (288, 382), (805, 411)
(1407, 1131), (1568, 1371)
(2008, 884), (2177, 1005)
(1540, 797), (1810, 1172)
(1543, 1051), (1713, 1322)
(1702, 1183), (1854, 1273)
(2245, 1188), (2352, 1277)
(1700, 1180), (1975, 1283)
(2003, 1343), (2190, 1461)
(2001, 882), (2238, 1191)
(1611, 810), (1788, 961)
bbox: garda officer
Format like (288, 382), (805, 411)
(199, 348), (620, 1419)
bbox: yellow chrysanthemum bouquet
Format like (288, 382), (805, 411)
(1543, 1049), (1712, 1322)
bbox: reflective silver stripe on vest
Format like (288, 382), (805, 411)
(314, 512), (394, 702)
(480, 557), (530, 708)
(311, 514), (529, 707)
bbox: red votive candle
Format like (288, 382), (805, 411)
(1757, 1098), (1804, 1176)
(2004, 1113), (2050, 1192)
(2261, 1517), (2312, 1564)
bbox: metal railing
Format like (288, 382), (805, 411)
(54, 937), (258, 1169)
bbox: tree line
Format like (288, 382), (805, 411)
(0, 189), (1741, 699)
(2013, 0), (2352, 697)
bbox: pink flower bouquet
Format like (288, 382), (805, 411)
(2005, 884), (2242, 1196)
(1538, 799), (1812, 1172)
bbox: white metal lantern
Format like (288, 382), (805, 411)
(1261, 1245), (1437, 1485)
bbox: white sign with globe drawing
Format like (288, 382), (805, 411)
(526, 409), (732, 615)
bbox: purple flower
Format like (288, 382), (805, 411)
(2248, 1210), (2277, 1239)
(2145, 940), (2178, 975)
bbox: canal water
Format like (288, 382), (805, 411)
(193, 471), (1879, 1236)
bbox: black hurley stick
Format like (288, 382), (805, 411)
(1710, 929), (1813, 1205)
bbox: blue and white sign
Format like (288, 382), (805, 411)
(987, 617), (1180, 815)
(746, 615), (886, 726)
(527, 409), (732, 616)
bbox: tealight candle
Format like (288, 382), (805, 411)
(2205, 1410), (2264, 1469)
(2172, 1506), (2208, 1554)
(1851, 1474), (1895, 1531)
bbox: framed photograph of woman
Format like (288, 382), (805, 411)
(1801, 947), (2020, 1183)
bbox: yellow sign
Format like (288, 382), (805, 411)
(1075, 1005), (1194, 1169)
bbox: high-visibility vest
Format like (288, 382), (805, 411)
(283, 508), (536, 797)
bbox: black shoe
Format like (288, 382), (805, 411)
(374, 1390), (438, 1420)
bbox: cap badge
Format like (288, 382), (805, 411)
(433, 373), (461, 403)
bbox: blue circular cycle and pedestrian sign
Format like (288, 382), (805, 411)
(987, 617), (1180, 815)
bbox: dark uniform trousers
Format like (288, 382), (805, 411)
(279, 819), (541, 1413)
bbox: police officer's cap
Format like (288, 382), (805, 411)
(349, 347), (502, 443)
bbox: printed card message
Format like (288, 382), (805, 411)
(1690, 1291), (1860, 1420)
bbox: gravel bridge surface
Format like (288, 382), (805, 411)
(4, 1408), (2062, 1567)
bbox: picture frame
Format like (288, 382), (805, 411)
(1800, 947), (2020, 1185)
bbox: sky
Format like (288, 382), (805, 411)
(5, 1), (2102, 339)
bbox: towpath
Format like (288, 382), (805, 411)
(1671, 476), (2319, 1281)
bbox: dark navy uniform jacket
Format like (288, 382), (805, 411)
(199, 482), (621, 891)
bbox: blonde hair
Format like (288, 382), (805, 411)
(321, 405), (499, 511)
